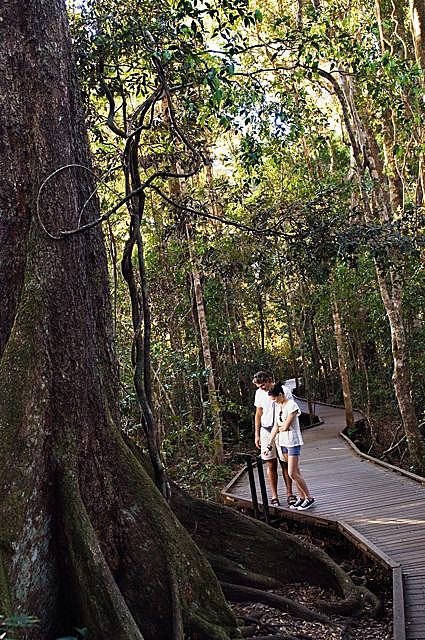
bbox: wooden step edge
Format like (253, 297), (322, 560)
(338, 521), (406, 640)
(221, 464), (249, 494)
(339, 432), (425, 486)
(392, 565), (406, 640)
(338, 521), (400, 569)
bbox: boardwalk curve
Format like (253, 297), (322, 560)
(222, 395), (425, 640)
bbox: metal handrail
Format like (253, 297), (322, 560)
(235, 453), (270, 524)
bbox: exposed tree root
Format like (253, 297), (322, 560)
(315, 583), (382, 617)
(206, 552), (285, 590)
(341, 617), (354, 640)
(238, 623), (258, 636)
(171, 487), (378, 620)
(358, 585), (383, 617)
(220, 582), (330, 623)
(58, 468), (145, 640)
(315, 592), (364, 616)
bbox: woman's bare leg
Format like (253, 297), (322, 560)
(287, 455), (312, 499)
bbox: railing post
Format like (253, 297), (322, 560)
(235, 453), (272, 524)
(256, 457), (270, 524)
(245, 456), (260, 519)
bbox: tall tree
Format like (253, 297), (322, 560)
(0, 1), (235, 637)
(332, 292), (355, 429)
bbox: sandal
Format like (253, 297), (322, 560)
(270, 498), (280, 506)
(287, 495), (297, 507)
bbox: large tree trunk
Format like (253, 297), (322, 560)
(0, 3), (236, 638)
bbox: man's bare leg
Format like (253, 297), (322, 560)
(265, 458), (278, 501)
(279, 459), (294, 498)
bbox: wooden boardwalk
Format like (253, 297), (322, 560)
(222, 397), (425, 640)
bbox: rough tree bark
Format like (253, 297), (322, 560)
(0, 2), (235, 638)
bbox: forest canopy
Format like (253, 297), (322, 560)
(66, 0), (425, 476)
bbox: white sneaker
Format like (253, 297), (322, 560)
(290, 497), (304, 509)
(297, 497), (315, 510)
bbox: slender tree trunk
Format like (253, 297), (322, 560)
(222, 277), (249, 403)
(374, 264), (425, 468)
(310, 316), (332, 399)
(168, 324), (195, 419)
(186, 227), (224, 463)
(409, 0), (425, 204)
(410, 0), (425, 67)
(280, 282), (300, 392)
(356, 331), (372, 420)
(154, 202), (194, 426)
(320, 64), (424, 470)
(204, 161), (222, 222)
(295, 315), (314, 418)
(167, 158), (224, 461)
(296, 0), (303, 29)
(256, 285), (266, 352)
(332, 295), (355, 430)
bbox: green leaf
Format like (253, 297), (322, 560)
(225, 62), (235, 75)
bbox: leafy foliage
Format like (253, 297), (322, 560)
(67, 0), (425, 480)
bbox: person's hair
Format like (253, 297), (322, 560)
(252, 370), (274, 385)
(268, 382), (286, 398)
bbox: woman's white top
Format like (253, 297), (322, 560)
(275, 398), (303, 447)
